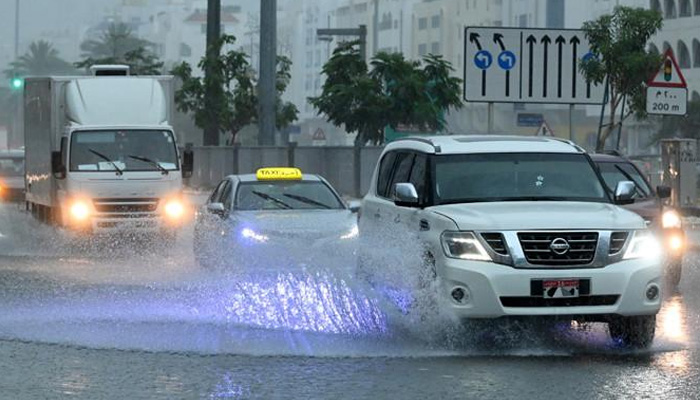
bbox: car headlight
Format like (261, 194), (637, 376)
(164, 199), (185, 220)
(340, 225), (359, 240)
(69, 200), (91, 222)
(623, 231), (662, 260)
(241, 228), (268, 243)
(662, 209), (682, 229)
(441, 231), (491, 261)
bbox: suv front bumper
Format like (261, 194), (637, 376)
(440, 257), (662, 319)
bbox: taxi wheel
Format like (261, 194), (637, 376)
(667, 261), (682, 288)
(608, 315), (656, 349)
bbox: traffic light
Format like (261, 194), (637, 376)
(663, 59), (673, 82)
(10, 77), (23, 90)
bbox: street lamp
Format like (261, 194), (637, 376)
(316, 25), (367, 62)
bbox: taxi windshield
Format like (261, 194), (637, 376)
(235, 181), (344, 211)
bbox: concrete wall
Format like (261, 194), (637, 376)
(188, 145), (384, 197)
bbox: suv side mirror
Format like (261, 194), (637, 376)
(348, 200), (361, 213)
(51, 151), (66, 179)
(182, 149), (194, 179)
(657, 185), (671, 199)
(206, 202), (226, 218)
(394, 183), (419, 207)
(614, 181), (636, 204)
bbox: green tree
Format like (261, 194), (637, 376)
(171, 35), (298, 145)
(309, 41), (462, 145)
(581, 6), (663, 151)
(4, 40), (75, 78)
(75, 23), (163, 75)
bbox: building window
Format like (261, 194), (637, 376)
(305, 75), (312, 91)
(418, 43), (427, 56)
(665, 0), (677, 18)
(418, 17), (427, 30)
(314, 77), (320, 91)
(306, 51), (312, 68)
(518, 14), (528, 27)
(696, 0), (700, 15)
(678, 40), (691, 68)
(694, 39), (700, 67)
(431, 15), (440, 28)
(680, 0), (691, 16)
(650, 0), (661, 13)
(465, 0), (469, 9)
(179, 43), (192, 57)
(431, 42), (440, 54)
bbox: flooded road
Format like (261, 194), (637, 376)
(0, 203), (699, 399)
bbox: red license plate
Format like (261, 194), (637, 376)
(542, 279), (580, 298)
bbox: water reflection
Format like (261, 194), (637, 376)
(656, 294), (690, 373)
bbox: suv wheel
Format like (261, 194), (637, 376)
(608, 315), (656, 349)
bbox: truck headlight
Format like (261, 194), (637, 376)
(70, 200), (91, 222)
(623, 231), (661, 260)
(164, 199), (185, 220)
(441, 231), (491, 261)
(662, 210), (682, 229)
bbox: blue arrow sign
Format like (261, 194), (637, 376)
(474, 50), (492, 70)
(497, 51), (516, 70)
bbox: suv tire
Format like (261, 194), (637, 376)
(608, 315), (656, 349)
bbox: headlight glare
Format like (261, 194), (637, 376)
(623, 231), (661, 260)
(662, 210), (682, 229)
(441, 231), (491, 261)
(70, 201), (91, 222)
(164, 199), (185, 219)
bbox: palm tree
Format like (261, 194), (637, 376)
(76, 22), (163, 75)
(5, 40), (75, 78)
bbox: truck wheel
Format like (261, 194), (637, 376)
(667, 261), (682, 288)
(608, 315), (656, 349)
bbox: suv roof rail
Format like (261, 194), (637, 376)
(547, 137), (586, 153)
(393, 136), (442, 153)
(602, 149), (624, 157)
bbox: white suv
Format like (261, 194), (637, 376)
(359, 135), (663, 348)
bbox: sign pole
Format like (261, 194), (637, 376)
(488, 102), (494, 133)
(569, 104), (574, 141)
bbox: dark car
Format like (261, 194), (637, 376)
(0, 150), (25, 202)
(590, 153), (683, 286)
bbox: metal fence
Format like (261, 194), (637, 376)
(187, 145), (384, 197)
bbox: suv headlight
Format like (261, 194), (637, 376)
(623, 231), (661, 260)
(441, 231), (491, 261)
(662, 209), (682, 229)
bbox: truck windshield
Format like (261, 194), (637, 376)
(0, 157), (24, 177)
(69, 130), (178, 172)
(433, 153), (609, 204)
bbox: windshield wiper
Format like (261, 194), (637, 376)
(128, 155), (169, 175)
(88, 148), (123, 175)
(283, 193), (332, 209)
(252, 191), (292, 209)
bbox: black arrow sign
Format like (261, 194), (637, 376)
(469, 33), (482, 50)
(556, 35), (565, 98)
(494, 33), (509, 97)
(541, 35), (551, 97)
(526, 35), (536, 97)
(570, 36), (580, 98)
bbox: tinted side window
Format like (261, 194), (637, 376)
(377, 152), (397, 198)
(221, 182), (234, 210)
(389, 152), (415, 198)
(209, 181), (227, 203)
(409, 154), (428, 202)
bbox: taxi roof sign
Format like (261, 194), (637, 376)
(256, 167), (303, 181)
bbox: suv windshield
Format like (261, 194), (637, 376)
(236, 181), (345, 211)
(69, 130), (179, 172)
(596, 161), (653, 199)
(434, 153), (608, 204)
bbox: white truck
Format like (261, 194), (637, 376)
(24, 67), (193, 235)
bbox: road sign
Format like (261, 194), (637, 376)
(463, 27), (604, 104)
(648, 49), (687, 88)
(535, 120), (554, 136)
(517, 113), (544, 127)
(646, 86), (687, 116)
(312, 128), (326, 141)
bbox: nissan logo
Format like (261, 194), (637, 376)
(550, 238), (570, 255)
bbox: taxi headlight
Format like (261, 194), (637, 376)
(441, 231), (491, 261)
(340, 225), (359, 240)
(70, 200), (91, 221)
(241, 228), (268, 243)
(662, 210), (682, 229)
(164, 199), (185, 219)
(623, 231), (661, 260)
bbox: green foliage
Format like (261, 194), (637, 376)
(580, 6), (663, 151)
(171, 35), (298, 145)
(4, 40), (75, 78)
(76, 23), (163, 75)
(309, 41), (462, 145)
